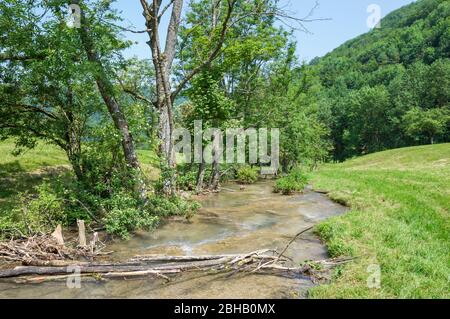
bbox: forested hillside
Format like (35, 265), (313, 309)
(311, 0), (449, 160)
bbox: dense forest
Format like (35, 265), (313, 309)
(0, 0), (448, 239)
(311, 0), (449, 160)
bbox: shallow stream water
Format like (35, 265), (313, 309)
(0, 182), (347, 299)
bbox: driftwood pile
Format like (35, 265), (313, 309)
(0, 249), (352, 284)
(0, 221), (108, 266)
(0, 226), (353, 284)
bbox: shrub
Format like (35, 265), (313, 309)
(274, 167), (308, 195)
(176, 169), (198, 191)
(236, 166), (258, 184)
(147, 195), (200, 219)
(4, 178), (101, 237)
(104, 194), (200, 239)
(2, 157), (201, 240)
(103, 193), (159, 239)
(8, 183), (68, 236)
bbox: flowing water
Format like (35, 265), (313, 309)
(0, 182), (347, 299)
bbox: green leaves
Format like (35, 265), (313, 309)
(236, 166), (258, 184)
(311, 0), (450, 160)
(273, 167), (309, 195)
(402, 107), (450, 144)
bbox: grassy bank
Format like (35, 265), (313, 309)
(309, 144), (450, 299)
(0, 141), (68, 177)
(0, 140), (158, 220)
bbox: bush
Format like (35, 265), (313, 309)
(4, 175), (200, 240)
(176, 169), (198, 191)
(103, 193), (159, 239)
(147, 195), (201, 220)
(103, 194), (200, 239)
(10, 184), (66, 236)
(236, 166), (258, 184)
(4, 178), (100, 237)
(274, 167), (308, 195)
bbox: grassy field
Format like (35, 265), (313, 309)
(0, 141), (69, 177)
(309, 143), (450, 299)
(0, 140), (158, 214)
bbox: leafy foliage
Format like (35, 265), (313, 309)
(273, 167), (309, 195)
(311, 0), (450, 160)
(402, 107), (450, 144)
(236, 166), (258, 184)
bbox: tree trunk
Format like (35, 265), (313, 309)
(64, 83), (84, 182)
(210, 157), (220, 191)
(65, 123), (83, 182)
(141, 0), (183, 196)
(196, 160), (206, 194)
(74, 0), (146, 201)
(67, 150), (83, 181)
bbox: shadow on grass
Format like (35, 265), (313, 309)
(0, 166), (72, 213)
(0, 161), (27, 178)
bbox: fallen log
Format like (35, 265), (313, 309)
(22, 259), (90, 267)
(130, 249), (275, 263)
(102, 269), (181, 280)
(0, 227), (355, 284)
(130, 254), (236, 263)
(0, 255), (275, 278)
(0, 253), (353, 284)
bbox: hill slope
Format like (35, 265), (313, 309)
(310, 143), (450, 298)
(0, 141), (158, 233)
(311, 0), (450, 160)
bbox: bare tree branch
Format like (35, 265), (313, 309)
(0, 53), (46, 62)
(164, 0), (183, 76)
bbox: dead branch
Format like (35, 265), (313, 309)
(277, 226), (314, 260)
(0, 248), (353, 284)
(0, 233), (106, 265)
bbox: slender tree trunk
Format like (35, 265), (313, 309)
(66, 141), (83, 181)
(210, 160), (220, 191)
(196, 159), (206, 194)
(211, 0), (221, 29)
(64, 84), (84, 182)
(210, 141), (221, 190)
(141, 0), (183, 196)
(73, 0), (146, 200)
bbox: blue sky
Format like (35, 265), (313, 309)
(112, 0), (416, 62)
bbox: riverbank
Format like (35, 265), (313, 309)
(309, 143), (450, 299)
(2, 140), (448, 298)
(0, 182), (347, 298)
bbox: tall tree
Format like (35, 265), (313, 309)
(139, 0), (312, 193)
(139, 0), (239, 195)
(71, 0), (147, 200)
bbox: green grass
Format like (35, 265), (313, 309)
(0, 141), (70, 215)
(0, 141), (68, 177)
(309, 143), (450, 299)
(0, 140), (159, 214)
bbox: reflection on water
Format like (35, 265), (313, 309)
(0, 182), (347, 299)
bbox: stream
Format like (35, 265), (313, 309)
(0, 181), (347, 299)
